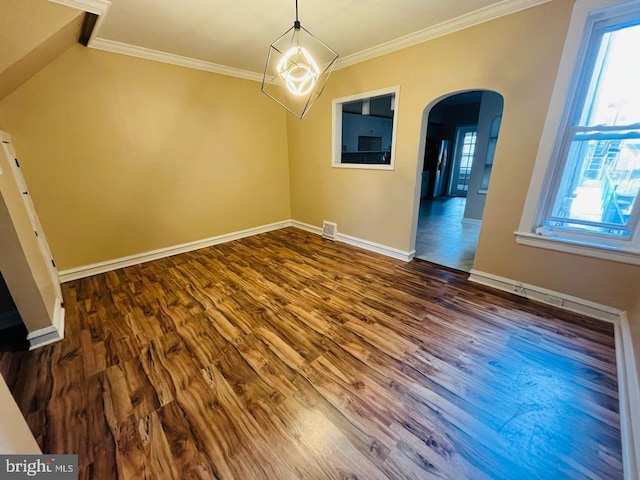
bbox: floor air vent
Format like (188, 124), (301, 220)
(322, 221), (337, 240)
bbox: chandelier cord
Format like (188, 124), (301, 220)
(295, 0), (299, 22)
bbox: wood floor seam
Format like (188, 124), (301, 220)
(0, 227), (623, 479)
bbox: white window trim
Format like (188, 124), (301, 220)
(332, 86), (400, 171)
(516, 0), (640, 265)
(449, 125), (478, 195)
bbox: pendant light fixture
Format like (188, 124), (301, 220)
(261, 0), (339, 119)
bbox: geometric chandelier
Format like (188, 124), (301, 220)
(261, 0), (339, 119)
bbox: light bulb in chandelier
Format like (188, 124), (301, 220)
(261, 0), (339, 118)
(277, 45), (320, 96)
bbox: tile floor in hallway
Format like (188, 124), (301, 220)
(415, 196), (480, 272)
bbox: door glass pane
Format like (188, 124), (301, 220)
(457, 131), (476, 192)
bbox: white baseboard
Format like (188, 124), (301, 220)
(619, 313), (640, 480)
(41, 220), (640, 476)
(468, 269), (622, 323)
(0, 309), (22, 330)
(59, 220), (415, 283)
(469, 268), (638, 480)
(59, 220), (292, 282)
(461, 217), (482, 226)
(26, 298), (65, 350)
(290, 220), (323, 236)
(290, 220), (415, 261)
(336, 232), (415, 261)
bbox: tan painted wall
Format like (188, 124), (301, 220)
(0, 194), (54, 331)
(287, 0), (640, 310)
(1, 128), (60, 330)
(0, 373), (40, 454)
(0, 45), (291, 270)
(463, 91), (503, 221)
(0, 15), (83, 101)
(0, 1), (635, 310)
(0, 0), (80, 73)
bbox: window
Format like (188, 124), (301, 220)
(358, 135), (382, 152)
(332, 87), (399, 170)
(450, 126), (477, 195)
(517, 0), (640, 264)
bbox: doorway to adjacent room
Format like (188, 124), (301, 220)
(415, 90), (504, 271)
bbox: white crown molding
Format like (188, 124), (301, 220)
(51, 0), (552, 81)
(335, 0), (552, 70)
(48, 0), (110, 16)
(49, 0), (263, 80)
(90, 38), (264, 82)
(48, 0), (111, 45)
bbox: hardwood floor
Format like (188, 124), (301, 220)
(0, 227), (622, 479)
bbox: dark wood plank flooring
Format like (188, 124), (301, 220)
(0, 227), (622, 479)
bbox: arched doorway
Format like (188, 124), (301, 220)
(414, 90), (504, 271)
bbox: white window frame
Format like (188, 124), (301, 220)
(449, 125), (478, 196)
(332, 86), (400, 171)
(516, 0), (640, 265)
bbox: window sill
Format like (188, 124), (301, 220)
(332, 163), (394, 171)
(514, 231), (640, 266)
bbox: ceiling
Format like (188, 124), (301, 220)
(0, 0), (80, 73)
(0, 0), (83, 100)
(59, 0), (550, 80)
